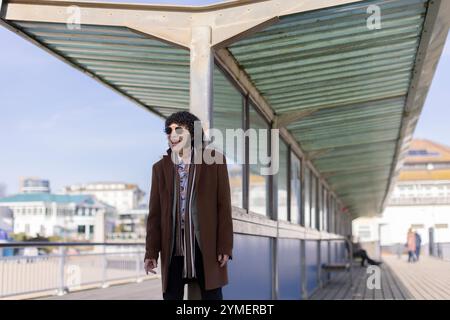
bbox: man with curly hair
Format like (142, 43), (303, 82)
(144, 111), (233, 300)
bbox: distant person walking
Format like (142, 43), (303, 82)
(415, 231), (422, 261)
(406, 228), (417, 263)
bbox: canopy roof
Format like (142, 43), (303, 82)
(1, 0), (449, 217)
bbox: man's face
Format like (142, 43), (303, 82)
(166, 123), (190, 153)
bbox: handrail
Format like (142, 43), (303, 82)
(0, 242), (145, 247)
(0, 241), (149, 298)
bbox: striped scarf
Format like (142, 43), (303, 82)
(173, 152), (197, 279)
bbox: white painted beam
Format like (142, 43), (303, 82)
(189, 26), (213, 134)
(3, 0), (365, 48)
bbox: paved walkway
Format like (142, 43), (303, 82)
(38, 278), (164, 300)
(383, 254), (450, 300)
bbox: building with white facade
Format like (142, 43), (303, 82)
(0, 193), (116, 241)
(353, 139), (450, 258)
(111, 205), (148, 240)
(63, 182), (145, 214)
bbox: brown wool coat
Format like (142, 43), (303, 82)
(145, 148), (234, 292)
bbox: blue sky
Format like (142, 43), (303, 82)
(0, 1), (449, 199)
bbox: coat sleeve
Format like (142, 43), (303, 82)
(216, 154), (234, 259)
(145, 164), (162, 261)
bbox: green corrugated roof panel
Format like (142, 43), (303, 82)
(229, 0), (429, 214)
(11, 21), (191, 118)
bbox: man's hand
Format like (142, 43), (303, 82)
(217, 254), (229, 268)
(144, 258), (158, 274)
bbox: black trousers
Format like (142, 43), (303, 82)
(163, 238), (223, 300)
(354, 249), (377, 266)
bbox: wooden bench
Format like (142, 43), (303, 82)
(321, 262), (353, 287)
(321, 262), (351, 271)
(321, 239), (353, 286)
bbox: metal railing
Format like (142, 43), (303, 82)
(0, 242), (155, 299)
(430, 242), (450, 261)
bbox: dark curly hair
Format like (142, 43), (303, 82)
(165, 111), (204, 142)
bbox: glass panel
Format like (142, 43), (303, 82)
(304, 167), (311, 227)
(212, 66), (244, 208)
(318, 182), (323, 230)
(290, 152), (301, 224)
(323, 188), (328, 232)
(248, 103), (269, 216)
(311, 174), (317, 229)
(277, 140), (288, 221)
(331, 197), (336, 233)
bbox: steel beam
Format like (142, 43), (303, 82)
(189, 25), (213, 134)
(3, 0), (365, 48)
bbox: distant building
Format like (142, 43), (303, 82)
(0, 193), (116, 241)
(19, 177), (51, 194)
(63, 182), (145, 213)
(111, 205), (148, 240)
(353, 139), (450, 256)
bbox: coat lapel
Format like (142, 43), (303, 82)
(193, 147), (202, 190)
(162, 148), (175, 200)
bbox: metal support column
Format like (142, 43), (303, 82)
(189, 25), (213, 135)
(188, 25), (213, 300)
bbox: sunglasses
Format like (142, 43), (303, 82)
(164, 126), (185, 135)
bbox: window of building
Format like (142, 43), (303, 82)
(77, 225), (85, 234)
(358, 225), (371, 240)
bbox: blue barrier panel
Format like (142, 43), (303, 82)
(223, 233), (272, 299)
(305, 240), (319, 295)
(337, 241), (346, 263)
(277, 238), (302, 300)
(329, 241), (337, 279)
(320, 240), (329, 284)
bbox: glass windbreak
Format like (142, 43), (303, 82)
(277, 140), (289, 221)
(304, 167), (311, 227)
(290, 152), (301, 224)
(212, 66), (244, 208)
(248, 103), (269, 216)
(330, 197), (336, 233)
(311, 174), (317, 229)
(323, 188), (328, 232)
(318, 182), (323, 230)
